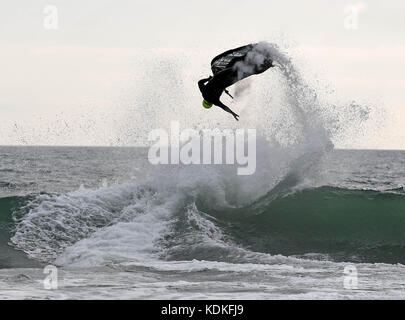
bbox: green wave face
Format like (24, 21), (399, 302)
(0, 196), (25, 238)
(4, 186), (405, 266)
(202, 187), (405, 264)
(0, 196), (40, 268)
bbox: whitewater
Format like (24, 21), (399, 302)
(1, 43), (405, 299)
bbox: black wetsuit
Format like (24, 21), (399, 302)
(198, 67), (240, 120)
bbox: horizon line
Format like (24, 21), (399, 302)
(0, 145), (404, 151)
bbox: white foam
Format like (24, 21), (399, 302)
(11, 43), (338, 269)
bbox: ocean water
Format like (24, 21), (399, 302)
(1, 146), (405, 299)
(1, 43), (404, 299)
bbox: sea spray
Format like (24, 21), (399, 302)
(11, 43), (353, 268)
(234, 42), (333, 152)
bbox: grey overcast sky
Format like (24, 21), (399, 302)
(0, 0), (404, 148)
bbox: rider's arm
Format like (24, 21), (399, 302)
(216, 100), (239, 121)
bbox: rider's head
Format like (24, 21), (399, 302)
(202, 100), (213, 109)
